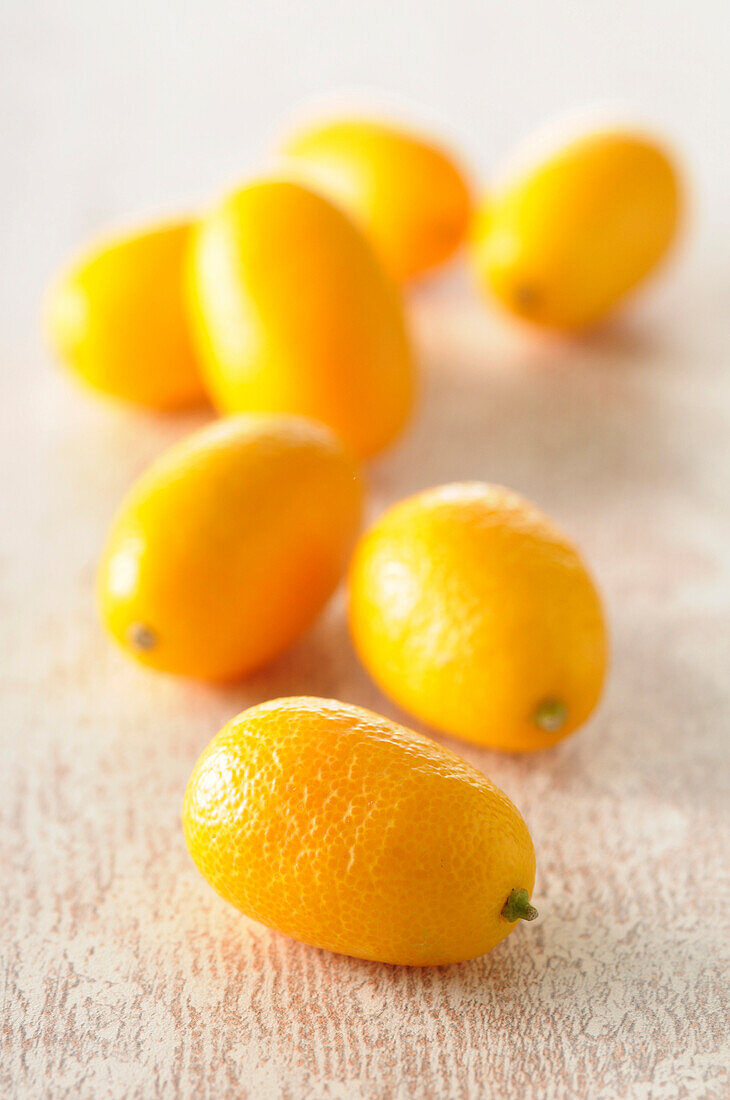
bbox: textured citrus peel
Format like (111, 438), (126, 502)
(501, 888), (538, 923)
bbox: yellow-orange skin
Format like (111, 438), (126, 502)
(97, 414), (363, 681)
(188, 179), (414, 459)
(183, 696), (536, 966)
(471, 131), (681, 330)
(349, 483), (608, 753)
(45, 220), (205, 409)
(281, 118), (472, 282)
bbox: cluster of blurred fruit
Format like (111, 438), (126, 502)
(46, 116), (680, 430)
(44, 112), (681, 966)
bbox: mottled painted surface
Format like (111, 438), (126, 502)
(3, 273), (730, 1098)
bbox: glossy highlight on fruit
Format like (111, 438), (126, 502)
(45, 219), (206, 409)
(349, 482), (608, 752)
(97, 414), (362, 681)
(471, 130), (681, 329)
(188, 178), (414, 459)
(281, 117), (472, 281)
(183, 696), (537, 965)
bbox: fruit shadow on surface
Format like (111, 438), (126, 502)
(204, 590), (726, 972)
(196, 638), (723, 1085)
(372, 278), (693, 527)
(208, 267), (711, 805)
(210, 272), (698, 791)
(203, 275), (723, 992)
(180, 283), (726, 1078)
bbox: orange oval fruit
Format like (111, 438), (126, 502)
(281, 117), (472, 282)
(183, 696), (537, 966)
(471, 130), (681, 329)
(97, 414), (362, 681)
(187, 178), (414, 459)
(45, 219), (206, 409)
(349, 483), (608, 752)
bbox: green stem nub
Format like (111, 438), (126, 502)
(514, 284), (540, 311)
(502, 888), (539, 923)
(128, 622), (157, 652)
(534, 698), (568, 733)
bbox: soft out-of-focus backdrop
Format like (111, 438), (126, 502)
(3, 0), (729, 351)
(3, 3), (729, 1099)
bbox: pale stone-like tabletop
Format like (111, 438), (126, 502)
(3, 262), (729, 1097)
(3, 3), (730, 1094)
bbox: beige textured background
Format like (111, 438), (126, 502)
(3, 2), (730, 1097)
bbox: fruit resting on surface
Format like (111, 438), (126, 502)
(471, 130), (681, 329)
(45, 219), (205, 409)
(348, 482), (608, 752)
(183, 696), (537, 966)
(187, 178), (414, 459)
(97, 414), (362, 681)
(281, 116), (472, 282)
